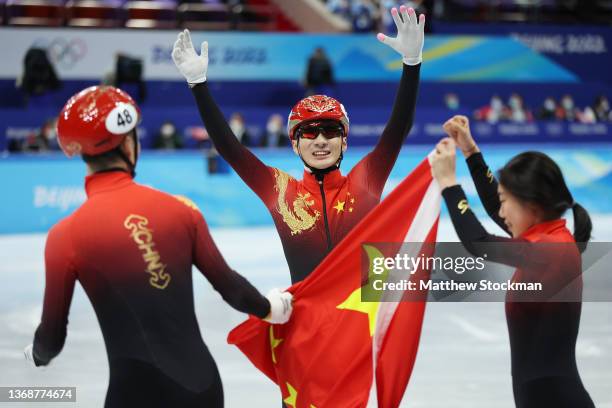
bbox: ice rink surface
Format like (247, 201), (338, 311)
(1, 217), (611, 407)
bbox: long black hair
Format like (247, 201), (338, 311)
(497, 151), (592, 252)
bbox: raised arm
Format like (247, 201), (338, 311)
(351, 6), (424, 196)
(172, 30), (275, 203)
(431, 139), (548, 270)
(31, 221), (77, 366)
(444, 115), (510, 235)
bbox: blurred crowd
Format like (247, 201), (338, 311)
(6, 112), (290, 153)
(471, 94), (612, 124)
(324, 0), (611, 32)
(326, 0), (433, 33)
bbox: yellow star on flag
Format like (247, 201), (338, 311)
(269, 326), (283, 364)
(283, 382), (298, 407)
(333, 200), (345, 213)
(337, 286), (380, 336)
(335, 244), (391, 337)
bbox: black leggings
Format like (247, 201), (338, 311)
(513, 376), (594, 408)
(105, 359), (223, 408)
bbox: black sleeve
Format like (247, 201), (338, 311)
(350, 63), (421, 197)
(190, 83), (275, 204)
(465, 152), (510, 235)
(442, 185), (546, 270)
(192, 211), (270, 319)
(32, 223), (77, 366)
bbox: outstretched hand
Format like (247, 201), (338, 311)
(430, 137), (458, 191)
(377, 5), (425, 66)
(172, 29), (208, 85)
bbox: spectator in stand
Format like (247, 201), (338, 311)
(557, 94), (580, 122)
(580, 106), (597, 124)
(260, 113), (289, 148)
(228, 112), (252, 146)
(351, 0), (378, 32)
(380, 0), (402, 33)
(593, 95), (611, 122)
(474, 95), (507, 124)
(23, 118), (59, 152)
(327, 0), (351, 20)
(538, 97), (557, 120)
(405, 0), (429, 30)
(507, 93), (533, 123)
(22, 130), (48, 152)
(153, 121), (183, 150)
(304, 47), (335, 97)
(44, 118), (60, 150)
(444, 92), (460, 111)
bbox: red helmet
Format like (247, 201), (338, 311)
(56, 86), (140, 157)
(287, 95), (349, 140)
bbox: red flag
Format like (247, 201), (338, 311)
(228, 158), (441, 407)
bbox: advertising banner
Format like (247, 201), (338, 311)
(0, 28), (577, 82)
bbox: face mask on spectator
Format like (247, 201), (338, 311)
(161, 123), (175, 137)
(267, 120), (282, 134)
(544, 99), (555, 111)
(491, 98), (503, 111)
(230, 119), (245, 136)
(446, 96), (459, 110)
(509, 96), (521, 110)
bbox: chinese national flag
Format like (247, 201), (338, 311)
(228, 158), (441, 407)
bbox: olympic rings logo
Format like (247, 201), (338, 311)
(33, 37), (88, 70)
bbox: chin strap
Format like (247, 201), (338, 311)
(296, 137), (343, 177)
(115, 130), (139, 178)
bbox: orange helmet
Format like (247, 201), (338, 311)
(287, 95), (349, 140)
(57, 86), (140, 157)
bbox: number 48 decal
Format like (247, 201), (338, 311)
(117, 109), (133, 127)
(106, 103), (138, 135)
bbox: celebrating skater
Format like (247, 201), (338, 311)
(173, 5), (425, 283)
(430, 115), (595, 408)
(24, 86), (293, 408)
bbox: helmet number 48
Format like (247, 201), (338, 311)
(117, 109), (133, 127)
(106, 103), (139, 135)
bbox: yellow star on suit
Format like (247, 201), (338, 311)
(333, 200), (345, 213)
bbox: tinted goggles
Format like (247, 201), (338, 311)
(296, 121), (344, 140)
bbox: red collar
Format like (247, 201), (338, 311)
(302, 168), (345, 191)
(519, 219), (572, 242)
(85, 171), (134, 197)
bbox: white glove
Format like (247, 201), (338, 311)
(172, 29), (208, 85)
(24, 344), (37, 367)
(377, 5), (425, 66)
(264, 288), (293, 324)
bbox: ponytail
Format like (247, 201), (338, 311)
(572, 202), (592, 253)
(497, 151), (593, 253)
